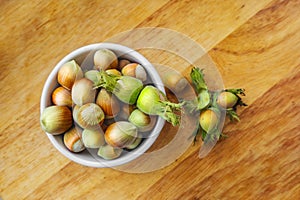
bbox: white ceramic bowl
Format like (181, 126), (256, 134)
(40, 43), (165, 168)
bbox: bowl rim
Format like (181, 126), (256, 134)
(40, 42), (166, 168)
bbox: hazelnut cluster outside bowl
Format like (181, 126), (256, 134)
(40, 43), (165, 168)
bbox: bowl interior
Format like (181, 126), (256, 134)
(40, 43), (165, 168)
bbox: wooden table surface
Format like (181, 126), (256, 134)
(1, 0), (300, 199)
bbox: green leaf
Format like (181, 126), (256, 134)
(182, 99), (199, 114)
(225, 88), (246, 96)
(198, 128), (221, 158)
(201, 129), (207, 141)
(220, 133), (229, 138)
(189, 125), (201, 145)
(226, 108), (240, 121)
(94, 70), (119, 91)
(190, 67), (208, 93)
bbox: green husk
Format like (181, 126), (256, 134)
(137, 85), (183, 126)
(188, 67), (247, 144)
(94, 71), (143, 105)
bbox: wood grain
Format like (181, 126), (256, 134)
(137, 67), (300, 200)
(0, 0), (170, 130)
(1, 0), (300, 199)
(210, 0), (300, 104)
